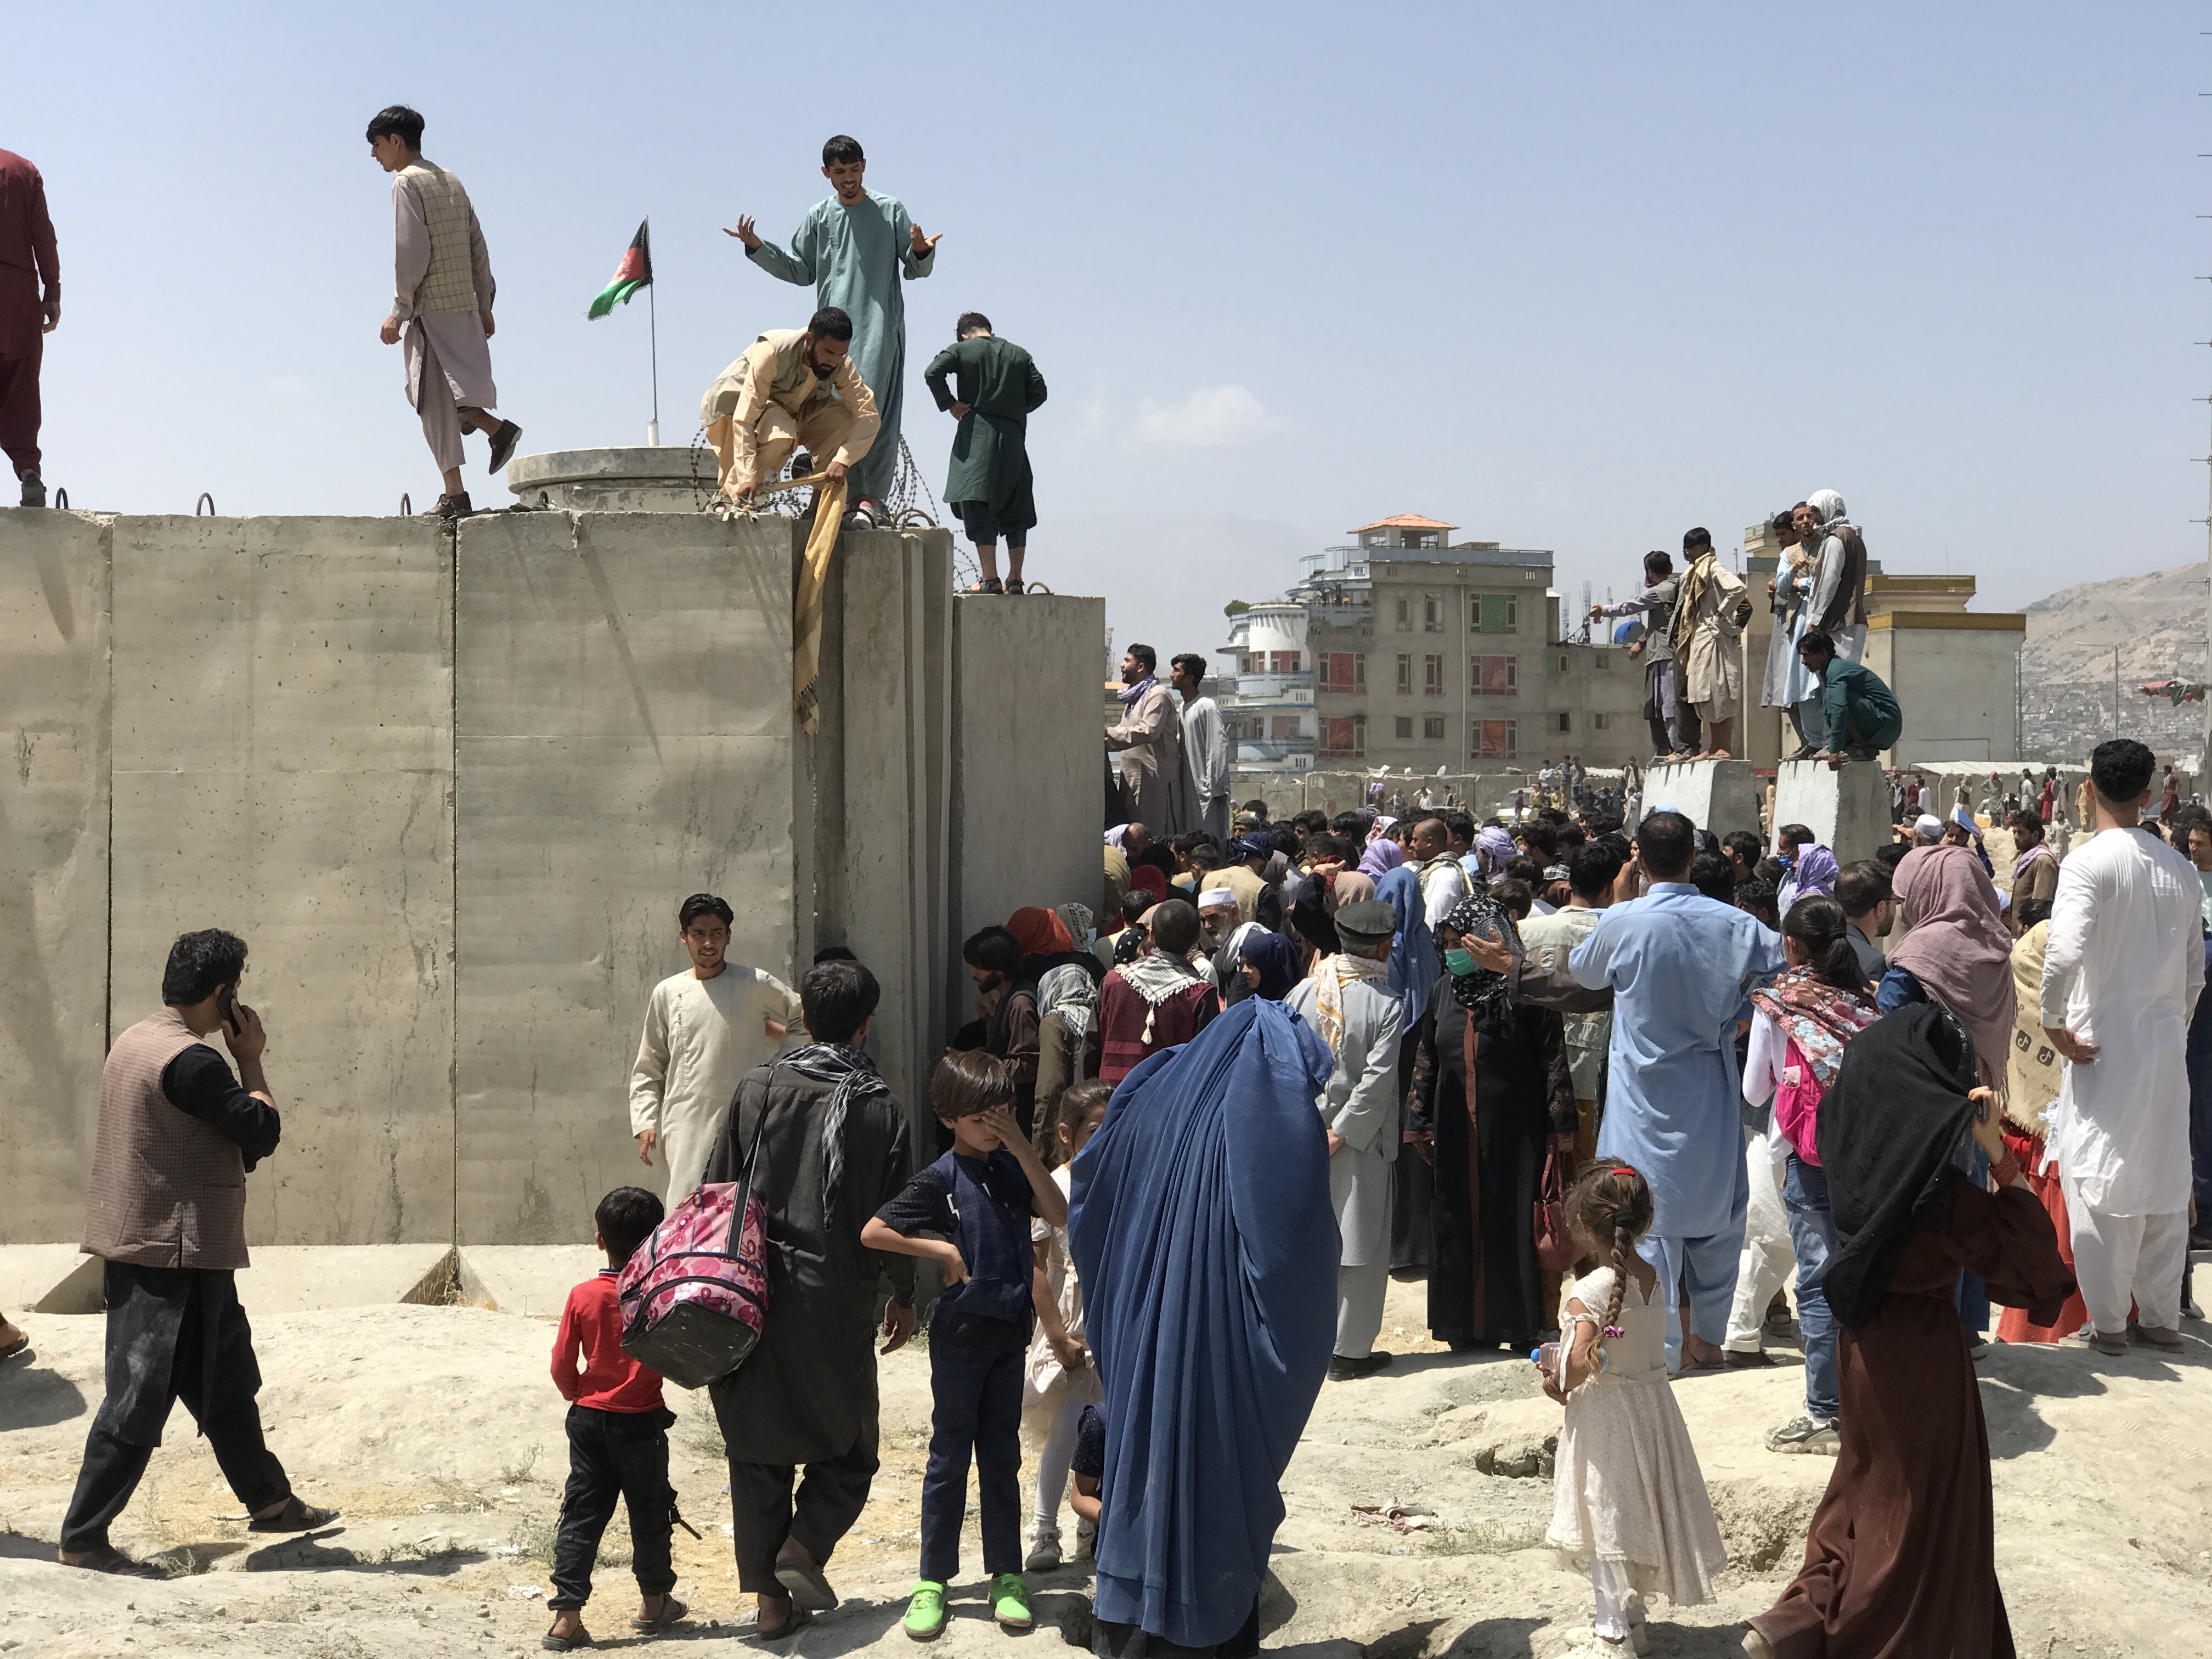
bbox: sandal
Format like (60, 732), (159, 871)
(633, 1594), (689, 1633)
(59, 1544), (164, 1578)
(755, 1604), (814, 1642)
(1005, 578), (1026, 595)
(0, 1330), (30, 1364)
(962, 577), (1005, 596)
(541, 1616), (594, 1651)
(247, 1494), (342, 1532)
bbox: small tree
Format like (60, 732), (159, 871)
(1223, 599), (1252, 618)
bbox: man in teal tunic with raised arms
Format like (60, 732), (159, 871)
(729, 135), (938, 528)
(924, 313), (1047, 594)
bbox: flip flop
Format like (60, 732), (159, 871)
(247, 1495), (342, 1532)
(775, 1558), (840, 1612)
(633, 1595), (689, 1633)
(541, 1621), (594, 1651)
(0, 1331), (30, 1364)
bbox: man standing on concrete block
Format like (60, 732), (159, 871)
(2041, 738), (2205, 1357)
(368, 105), (524, 522)
(1106, 644), (1180, 830)
(630, 893), (799, 1202)
(60, 930), (338, 1576)
(0, 146), (58, 509)
(1171, 653), (1232, 844)
(727, 135), (938, 529)
(1797, 630), (1903, 765)
(699, 309), (879, 509)
(1779, 492), (1869, 755)
(926, 311), (1046, 594)
(1591, 551), (1697, 760)
(1669, 528), (1752, 760)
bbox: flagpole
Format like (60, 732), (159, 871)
(646, 221), (661, 447)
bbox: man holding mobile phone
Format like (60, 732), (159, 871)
(59, 929), (338, 1576)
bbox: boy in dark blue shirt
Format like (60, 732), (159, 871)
(864, 1049), (1066, 1640)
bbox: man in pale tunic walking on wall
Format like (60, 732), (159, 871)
(369, 104), (523, 521)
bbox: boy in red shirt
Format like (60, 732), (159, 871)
(544, 1187), (684, 1650)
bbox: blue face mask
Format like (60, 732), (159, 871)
(1443, 948), (1479, 977)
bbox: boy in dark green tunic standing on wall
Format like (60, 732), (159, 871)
(926, 313), (1047, 595)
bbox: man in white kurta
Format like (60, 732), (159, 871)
(629, 896), (800, 1201)
(1286, 901), (1405, 1376)
(1170, 653), (1231, 843)
(2040, 740), (2205, 1350)
(368, 108), (522, 520)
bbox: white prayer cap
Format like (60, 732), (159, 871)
(1914, 814), (1944, 842)
(1197, 886), (1239, 913)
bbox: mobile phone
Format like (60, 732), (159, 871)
(217, 984), (238, 1032)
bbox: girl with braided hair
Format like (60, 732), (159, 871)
(1544, 1160), (1727, 1653)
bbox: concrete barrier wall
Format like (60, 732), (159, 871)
(0, 514), (110, 1244)
(109, 516), (459, 1247)
(453, 512), (797, 1244)
(948, 594), (1108, 1040)
(1, 510), (1085, 1246)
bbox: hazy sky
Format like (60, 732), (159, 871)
(13, 4), (2210, 662)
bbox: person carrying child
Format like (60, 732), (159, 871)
(1543, 1161), (1728, 1654)
(863, 1049), (1068, 1640)
(1022, 1080), (1112, 1572)
(543, 1186), (686, 1650)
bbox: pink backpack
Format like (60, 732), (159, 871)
(1772, 1035), (1826, 1167)
(618, 1142), (771, 1390)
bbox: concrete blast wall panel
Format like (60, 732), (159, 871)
(453, 511), (797, 1243)
(108, 516), (458, 1246)
(2, 511), (1091, 1248)
(0, 513), (111, 1244)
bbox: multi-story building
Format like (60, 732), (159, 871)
(1218, 599), (1315, 770)
(1216, 514), (1647, 777)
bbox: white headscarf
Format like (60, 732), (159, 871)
(1805, 488), (1854, 531)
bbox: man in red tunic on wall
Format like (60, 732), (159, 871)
(0, 148), (59, 509)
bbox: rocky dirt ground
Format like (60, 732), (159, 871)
(2, 1272), (2209, 1659)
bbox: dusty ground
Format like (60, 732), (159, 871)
(2, 1272), (2209, 1658)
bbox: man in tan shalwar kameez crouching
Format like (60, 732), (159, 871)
(368, 106), (523, 522)
(698, 307), (879, 508)
(1669, 526), (1753, 759)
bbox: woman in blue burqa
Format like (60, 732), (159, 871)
(1069, 996), (1339, 1658)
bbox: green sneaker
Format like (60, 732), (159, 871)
(991, 1571), (1034, 1631)
(904, 1580), (949, 1642)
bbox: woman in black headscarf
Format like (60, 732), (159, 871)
(1745, 1003), (2074, 1659)
(1406, 893), (1579, 1351)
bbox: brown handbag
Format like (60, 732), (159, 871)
(1533, 1135), (1578, 1273)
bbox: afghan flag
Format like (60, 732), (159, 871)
(586, 219), (652, 319)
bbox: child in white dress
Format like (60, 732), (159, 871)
(1023, 1082), (1112, 1571)
(1544, 1161), (1729, 1652)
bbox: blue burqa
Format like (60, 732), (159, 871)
(1068, 997), (1338, 1650)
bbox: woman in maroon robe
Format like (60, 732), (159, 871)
(1745, 1006), (2074, 1659)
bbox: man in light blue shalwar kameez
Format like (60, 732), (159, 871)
(1570, 810), (1784, 1374)
(729, 134), (938, 521)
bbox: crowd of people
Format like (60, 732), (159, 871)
(20, 733), (2208, 1655)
